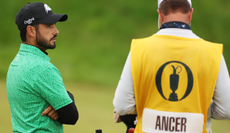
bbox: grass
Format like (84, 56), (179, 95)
(1, 80), (229, 133)
(1, 0), (230, 86)
(211, 119), (230, 133)
(62, 82), (126, 133)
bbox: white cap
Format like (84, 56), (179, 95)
(158, 0), (192, 8)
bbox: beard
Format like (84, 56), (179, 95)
(36, 31), (57, 50)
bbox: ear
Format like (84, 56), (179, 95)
(157, 9), (164, 23)
(188, 8), (194, 22)
(26, 25), (36, 38)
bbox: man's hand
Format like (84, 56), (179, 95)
(41, 105), (59, 120)
(114, 110), (122, 123)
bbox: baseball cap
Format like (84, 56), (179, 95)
(158, 0), (192, 7)
(15, 2), (68, 30)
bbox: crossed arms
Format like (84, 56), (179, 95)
(41, 91), (79, 124)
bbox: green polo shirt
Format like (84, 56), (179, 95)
(6, 44), (72, 133)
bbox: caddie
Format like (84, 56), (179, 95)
(113, 0), (230, 132)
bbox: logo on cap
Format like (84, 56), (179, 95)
(44, 4), (52, 14)
(24, 17), (35, 25)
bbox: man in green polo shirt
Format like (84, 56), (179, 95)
(6, 2), (78, 132)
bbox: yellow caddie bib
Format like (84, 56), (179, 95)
(130, 34), (223, 133)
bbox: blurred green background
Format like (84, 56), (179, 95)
(0, 0), (230, 132)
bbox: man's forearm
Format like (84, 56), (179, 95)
(57, 91), (79, 124)
(212, 55), (230, 119)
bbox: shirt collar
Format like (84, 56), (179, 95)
(156, 28), (200, 39)
(160, 21), (191, 30)
(19, 43), (50, 61)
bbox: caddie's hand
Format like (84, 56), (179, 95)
(114, 110), (122, 123)
(41, 105), (59, 120)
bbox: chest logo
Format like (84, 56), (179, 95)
(156, 61), (193, 101)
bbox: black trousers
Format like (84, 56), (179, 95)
(120, 114), (137, 133)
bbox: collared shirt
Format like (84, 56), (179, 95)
(6, 44), (72, 133)
(113, 28), (230, 133)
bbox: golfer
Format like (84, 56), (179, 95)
(7, 2), (78, 132)
(113, 0), (230, 133)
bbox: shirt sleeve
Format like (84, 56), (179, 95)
(211, 54), (230, 119)
(57, 91), (79, 125)
(35, 65), (73, 110)
(113, 52), (137, 115)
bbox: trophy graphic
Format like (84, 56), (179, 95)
(169, 65), (182, 101)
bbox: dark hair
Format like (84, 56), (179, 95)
(19, 24), (39, 42)
(159, 0), (191, 15)
(20, 28), (27, 42)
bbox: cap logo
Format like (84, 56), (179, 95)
(24, 17), (35, 25)
(44, 4), (52, 14)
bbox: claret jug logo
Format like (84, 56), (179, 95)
(156, 61), (193, 101)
